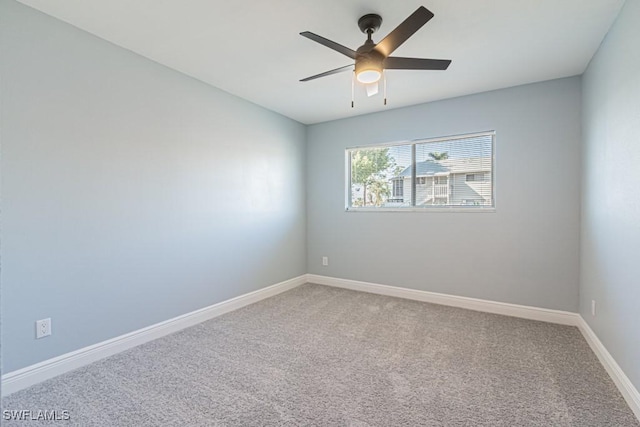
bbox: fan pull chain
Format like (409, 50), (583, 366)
(383, 71), (387, 106)
(351, 71), (355, 108)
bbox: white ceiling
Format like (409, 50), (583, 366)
(18, 0), (624, 125)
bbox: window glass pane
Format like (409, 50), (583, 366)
(349, 145), (412, 207)
(415, 134), (493, 207)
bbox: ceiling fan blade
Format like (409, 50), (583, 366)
(300, 64), (353, 82)
(366, 83), (379, 97)
(374, 6), (434, 58)
(384, 57), (451, 70)
(300, 32), (357, 59)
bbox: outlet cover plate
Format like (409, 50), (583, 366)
(36, 318), (52, 339)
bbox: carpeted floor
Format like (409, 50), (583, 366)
(3, 283), (639, 426)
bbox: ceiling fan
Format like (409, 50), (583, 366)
(299, 6), (451, 98)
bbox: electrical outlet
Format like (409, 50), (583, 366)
(36, 318), (52, 339)
(591, 300), (596, 316)
(322, 256), (329, 266)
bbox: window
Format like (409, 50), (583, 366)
(466, 173), (485, 182)
(392, 179), (404, 199)
(434, 176), (448, 185)
(346, 131), (494, 210)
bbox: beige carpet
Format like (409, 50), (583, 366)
(3, 283), (638, 426)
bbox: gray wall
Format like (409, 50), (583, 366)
(581, 0), (640, 391)
(0, 1), (307, 372)
(307, 77), (582, 312)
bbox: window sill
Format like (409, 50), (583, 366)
(345, 207), (496, 213)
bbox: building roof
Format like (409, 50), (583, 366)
(398, 161), (449, 178)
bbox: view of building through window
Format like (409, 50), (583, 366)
(347, 132), (494, 210)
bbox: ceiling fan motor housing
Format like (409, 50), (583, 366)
(355, 46), (384, 83)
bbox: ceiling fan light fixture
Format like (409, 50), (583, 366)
(356, 69), (382, 84)
(355, 56), (383, 84)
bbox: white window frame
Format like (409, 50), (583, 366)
(345, 131), (496, 212)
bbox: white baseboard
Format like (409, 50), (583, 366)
(1, 275), (306, 396)
(576, 317), (640, 420)
(307, 274), (580, 326)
